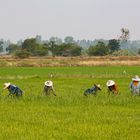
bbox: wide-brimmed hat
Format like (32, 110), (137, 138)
(106, 80), (115, 87)
(45, 81), (53, 87)
(4, 82), (11, 89)
(95, 84), (101, 90)
(132, 75), (140, 82)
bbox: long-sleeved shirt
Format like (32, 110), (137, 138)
(7, 85), (23, 96)
(84, 85), (100, 95)
(130, 82), (140, 95)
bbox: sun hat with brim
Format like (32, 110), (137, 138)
(106, 80), (115, 87)
(45, 81), (53, 87)
(132, 75), (140, 82)
(95, 84), (101, 89)
(4, 82), (11, 89)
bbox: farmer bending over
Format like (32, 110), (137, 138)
(4, 82), (23, 97)
(84, 84), (101, 96)
(106, 80), (118, 95)
(43, 80), (56, 96)
(130, 75), (140, 95)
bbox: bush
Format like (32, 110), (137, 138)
(88, 41), (108, 56)
(14, 50), (31, 58)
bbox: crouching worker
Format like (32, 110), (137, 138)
(84, 84), (101, 96)
(130, 75), (140, 95)
(43, 81), (56, 96)
(4, 82), (23, 97)
(106, 80), (118, 95)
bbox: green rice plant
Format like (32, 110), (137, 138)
(0, 66), (140, 139)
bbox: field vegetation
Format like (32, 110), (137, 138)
(0, 66), (140, 139)
(1, 56), (140, 67)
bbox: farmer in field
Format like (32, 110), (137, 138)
(106, 80), (118, 95)
(4, 82), (23, 97)
(84, 84), (101, 96)
(130, 75), (140, 95)
(43, 80), (56, 96)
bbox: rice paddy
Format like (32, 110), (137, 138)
(0, 66), (140, 140)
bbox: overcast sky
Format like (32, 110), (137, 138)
(0, 0), (140, 42)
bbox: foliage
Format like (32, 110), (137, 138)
(64, 36), (75, 44)
(88, 41), (109, 56)
(6, 44), (21, 54)
(22, 38), (48, 56)
(138, 49), (140, 55)
(14, 50), (31, 58)
(46, 41), (59, 57)
(56, 43), (82, 56)
(119, 28), (130, 42)
(0, 46), (3, 52)
(112, 49), (138, 56)
(108, 39), (120, 53)
(49, 37), (63, 45)
(0, 41), (3, 52)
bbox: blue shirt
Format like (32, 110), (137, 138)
(85, 85), (99, 94)
(8, 85), (23, 96)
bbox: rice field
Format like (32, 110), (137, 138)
(0, 66), (140, 140)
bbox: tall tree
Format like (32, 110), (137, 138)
(6, 44), (20, 54)
(119, 28), (130, 42)
(108, 39), (120, 53)
(0, 41), (3, 52)
(22, 38), (48, 56)
(47, 41), (59, 57)
(49, 37), (63, 45)
(64, 36), (75, 44)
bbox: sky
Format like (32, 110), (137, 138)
(0, 0), (140, 42)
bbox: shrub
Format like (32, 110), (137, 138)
(14, 50), (31, 58)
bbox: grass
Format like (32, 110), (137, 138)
(1, 56), (140, 67)
(0, 66), (140, 139)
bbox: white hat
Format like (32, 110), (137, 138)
(132, 75), (140, 81)
(4, 82), (11, 89)
(106, 80), (115, 87)
(45, 81), (53, 87)
(95, 84), (101, 89)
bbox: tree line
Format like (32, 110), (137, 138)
(5, 37), (121, 58)
(1, 28), (140, 57)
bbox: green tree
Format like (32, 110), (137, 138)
(0, 41), (3, 52)
(22, 38), (38, 52)
(108, 39), (120, 53)
(70, 44), (82, 56)
(14, 50), (31, 58)
(64, 36), (75, 44)
(47, 41), (59, 57)
(88, 41), (108, 56)
(119, 28), (130, 42)
(22, 38), (48, 56)
(56, 43), (82, 56)
(49, 37), (62, 45)
(138, 49), (140, 55)
(6, 44), (20, 54)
